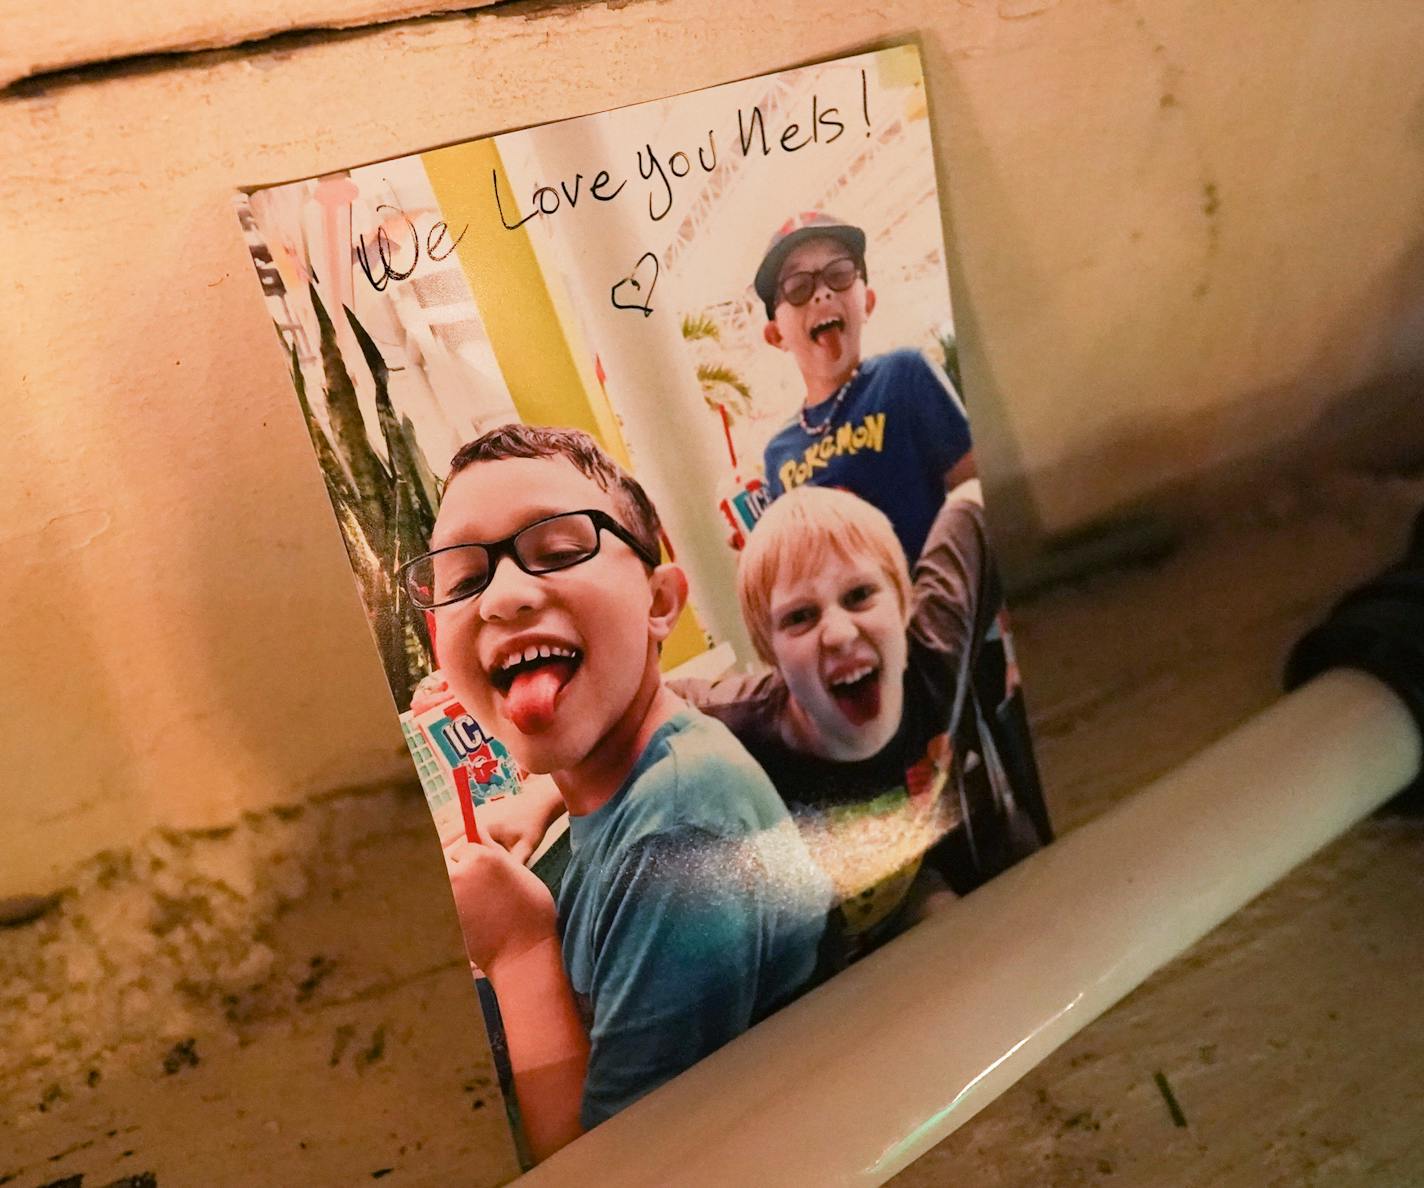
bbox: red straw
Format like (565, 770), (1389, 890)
(453, 767), (481, 843)
(718, 403), (738, 469)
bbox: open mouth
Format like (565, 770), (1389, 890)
(491, 644), (583, 735)
(826, 662), (882, 726)
(808, 316), (845, 345)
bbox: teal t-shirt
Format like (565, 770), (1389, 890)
(559, 707), (830, 1128)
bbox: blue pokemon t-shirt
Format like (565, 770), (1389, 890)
(762, 348), (973, 563)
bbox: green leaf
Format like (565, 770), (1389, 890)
(680, 313), (722, 342)
(343, 305), (437, 697)
(696, 363), (752, 415)
(309, 285), (393, 539)
(937, 330), (963, 395)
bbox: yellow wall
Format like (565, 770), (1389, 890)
(4, 0), (1424, 898)
(422, 139), (608, 441)
(420, 138), (709, 668)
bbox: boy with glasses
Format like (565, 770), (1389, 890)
(755, 212), (976, 564)
(403, 424), (828, 1160)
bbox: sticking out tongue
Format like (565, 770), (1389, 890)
(814, 324), (844, 358)
(830, 672), (881, 727)
(505, 661), (576, 735)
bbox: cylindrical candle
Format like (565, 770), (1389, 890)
(522, 669), (1421, 1186)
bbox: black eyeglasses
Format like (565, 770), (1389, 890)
(777, 256), (862, 308)
(401, 509), (660, 610)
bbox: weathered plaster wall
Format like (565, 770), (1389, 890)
(5, 0), (1424, 900)
(0, 0), (497, 88)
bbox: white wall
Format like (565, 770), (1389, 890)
(5, 0), (1424, 899)
(0, 0), (497, 87)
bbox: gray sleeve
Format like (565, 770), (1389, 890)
(908, 485), (998, 685)
(668, 668), (784, 719)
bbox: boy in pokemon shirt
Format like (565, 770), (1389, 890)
(754, 211), (976, 564)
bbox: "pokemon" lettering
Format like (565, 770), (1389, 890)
(778, 412), (886, 490)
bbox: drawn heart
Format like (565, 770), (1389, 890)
(610, 252), (659, 317)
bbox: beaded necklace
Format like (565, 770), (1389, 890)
(798, 366), (860, 437)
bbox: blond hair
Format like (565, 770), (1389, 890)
(738, 486), (912, 665)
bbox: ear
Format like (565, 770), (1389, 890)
(863, 287), (876, 318)
(763, 321), (785, 350)
(647, 563), (689, 643)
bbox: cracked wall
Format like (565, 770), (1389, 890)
(5, 0), (1424, 921)
(2, 781), (519, 1187)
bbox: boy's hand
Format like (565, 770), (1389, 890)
(408, 671), (452, 715)
(476, 777), (566, 865)
(443, 832), (558, 975)
(906, 732), (953, 807)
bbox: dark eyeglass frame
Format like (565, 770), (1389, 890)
(776, 256), (863, 308)
(401, 509), (660, 610)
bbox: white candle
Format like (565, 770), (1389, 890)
(521, 668), (1421, 1186)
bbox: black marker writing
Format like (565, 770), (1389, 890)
(737, 93), (844, 158)
(426, 220), (466, 261)
(638, 146), (674, 221)
(738, 105), (769, 156)
(355, 204), (466, 292)
(591, 170), (628, 201)
(821, 92), (845, 142)
(494, 167), (629, 231)
(610, 251), (659, 316)
(494, 169), (537, 231)
(484, 78), (866, 237)
(637, 130), (717, 222)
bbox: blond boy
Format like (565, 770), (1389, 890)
(687, 482), (1043, 944)
(491, 482), (1042, 956)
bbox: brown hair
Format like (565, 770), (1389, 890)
(447, 423), (661, 558)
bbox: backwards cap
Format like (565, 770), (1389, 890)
(753, 212), (867, 317)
